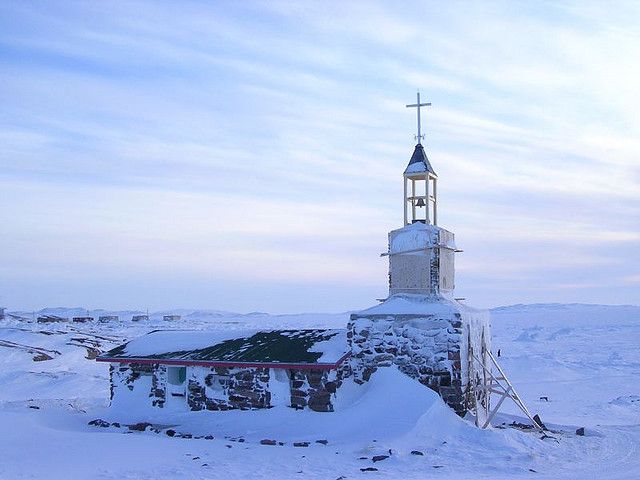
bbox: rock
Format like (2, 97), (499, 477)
(33, 353), (53, 362)
(84, 347), (100, 360)
(410, 450), (424, 456)
(576, 427), (585, 436)
(372, 455), (389, 462)
(316, 439), (329, 445)
(180, 434), (193, 439)
(165, 429), (176, 437)
(360, 467), (378, 472)
(260, 439), (277, 446)
(204, 435), (214, 440)
(88, 419), (110, 428)
(509, 421), (536, 430)
(112, 422), (121, 428)
(293, 442), (310, 447)
(128, 422), (151, 431)
(28, 405), (40, 410)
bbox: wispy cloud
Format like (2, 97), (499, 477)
(0, 0), (638, 311)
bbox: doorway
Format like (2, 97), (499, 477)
(166, 366), (187, 408)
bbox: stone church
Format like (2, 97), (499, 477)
(98, 95), (491, 418)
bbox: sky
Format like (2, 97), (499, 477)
(1, 1), (639, 313)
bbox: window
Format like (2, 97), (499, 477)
(167, 366), (186, 385)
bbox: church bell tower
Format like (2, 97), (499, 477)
(404, 92), (438, 226)
(387, 93), (456, 297)
(404, 143), (438, 225)
(347, 93), (492, 419)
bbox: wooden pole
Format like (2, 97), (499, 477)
(425, 174), (430, 224)
(433, 176), (438, 226)
(403, 176), (408, 225)
(411, 179), (416, 223)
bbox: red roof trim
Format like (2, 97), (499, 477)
(96, 352), (351, 370)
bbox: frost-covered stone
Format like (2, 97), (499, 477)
(108, 363), (344, 413)
(187, 366), (271, 411)
(348, 294), (491, 416)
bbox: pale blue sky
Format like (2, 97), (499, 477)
(1, 1), (639, 313)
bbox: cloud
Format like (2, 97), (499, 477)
(0, 0), (638, 310)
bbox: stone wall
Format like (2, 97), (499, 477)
(110, 363), (344, 413)
(348, 297), (490, 417)
(289, 369), (341, 412)
(151, 364), (167, 408)
(187, 367), (271, 411)
(110, 362), (165, 409)
(109, 364), (115, 401)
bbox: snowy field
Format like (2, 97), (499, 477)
(0, 303), (639, 479)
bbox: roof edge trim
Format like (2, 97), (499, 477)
(96, 352), (351, 370)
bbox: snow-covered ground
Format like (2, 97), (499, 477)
(0, 303), (639, 479)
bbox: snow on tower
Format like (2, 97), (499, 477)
(347, 94), (491, 419)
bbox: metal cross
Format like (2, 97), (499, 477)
(406, 91), (431, 143)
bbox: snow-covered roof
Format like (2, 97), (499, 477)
(97, 329), (349, 369)
(356, 294), (483, 316)
(404, 144), (436, 175)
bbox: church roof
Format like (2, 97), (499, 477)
(404, 143), (436, 176)
(97, 328), (349, 370)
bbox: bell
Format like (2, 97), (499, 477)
(415, 197), (426, 208)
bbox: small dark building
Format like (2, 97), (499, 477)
(97, 329), (349, 412)
(37, 315), (68, 323)
(73, 316), (93, 323)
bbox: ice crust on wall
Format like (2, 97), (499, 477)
(348, 294), (490, 416)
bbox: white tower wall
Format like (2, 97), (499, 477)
(388, 222), (456, 297)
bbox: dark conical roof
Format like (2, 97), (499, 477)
(404, 143), (436, 176)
